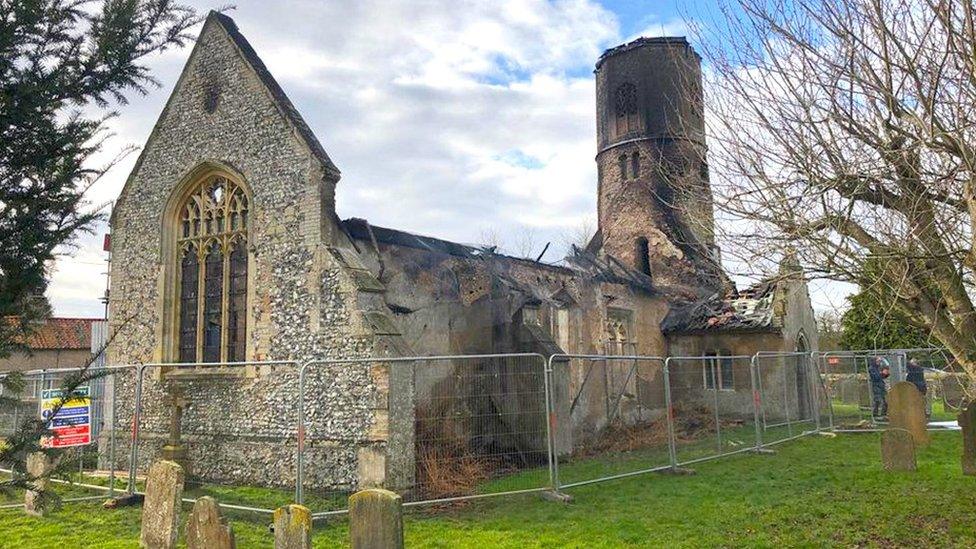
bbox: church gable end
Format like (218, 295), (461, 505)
(109, 11), (348, 365)
(107, 12), (410, 494)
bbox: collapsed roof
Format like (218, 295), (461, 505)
(661, 280), (779, 334)
(342, 218), (656, 296)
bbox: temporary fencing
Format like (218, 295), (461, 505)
(0, 348), (927, 516)
(753, 352), (828, 445)
(0, 365), (137, 509)
(818, 348), (949, 427)
(297, 354), (552, 518)
(548, 354), (671, 489)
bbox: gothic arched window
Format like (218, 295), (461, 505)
(177, 175), (249, 363)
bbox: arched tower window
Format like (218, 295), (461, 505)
(613, 82), (639, 137)
(635, 237), (651, 276)
(796, 331), (808, 353)
(631, 152), (640, 178)
(176, 175), (249, 363)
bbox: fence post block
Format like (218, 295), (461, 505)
(349, 489), (403, 549)
(541, 490), (573, 503)
(273, 504), (312, 549)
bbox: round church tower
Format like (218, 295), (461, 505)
(594, 37), (719, 292)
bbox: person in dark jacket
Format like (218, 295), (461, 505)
(906, 358), (927, 395)
(868, 356), (889, 418)
(906, 358), (930, 417)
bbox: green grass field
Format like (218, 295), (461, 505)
(1, 430), (972, 547)
(830, 398), (958, 424)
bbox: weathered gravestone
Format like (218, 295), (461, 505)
(888, 381), (929, 447)
(881, 428), (917, 472)
(273, 504), (311, 549)
(857, 377), (871, 408)
(959, 402), (976, 476)
(837, 375), (862, 406)
(186, 496), (235, 549)
(942, 374), (969, 410)
(24, 452), (52, 516)
(349, 489), (404, 549)
(140, 460), (185, 549)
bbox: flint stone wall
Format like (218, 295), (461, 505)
(105, 17), (401, 491)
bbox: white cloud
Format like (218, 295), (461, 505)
(45, 0), (850, 317)
(48, 0), (624, 317)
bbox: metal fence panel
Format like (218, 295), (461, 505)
(819, 350), (909, 428)
(125, 360), (302, 516)
(0, 366), (137, 507)
(298, 354), (552, 517)
(548, 355), (670, 489)
(665, 356), (759, 465)
(755, 353), (823, 445)
(819, 352), (868, 426)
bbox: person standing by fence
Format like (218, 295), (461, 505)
(869, 357), (890, 420)
(906, 358), (929, 417)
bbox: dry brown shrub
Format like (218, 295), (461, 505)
(415, 440), (494, 500)
(413, 410), (501, 500)
(578, 404), (743, 456)
(578, 416), (671, 456)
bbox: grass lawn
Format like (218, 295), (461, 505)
(1, 431), (973, 547)
(831, 399), (958, 424)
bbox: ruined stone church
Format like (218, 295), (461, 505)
(106, 12), (818, 491)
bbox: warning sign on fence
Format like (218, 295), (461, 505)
(40, 387), (91, 448)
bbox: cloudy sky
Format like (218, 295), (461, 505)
(50, 0), (851, 318)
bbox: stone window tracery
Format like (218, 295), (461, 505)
(176, 175), (248, 363)
(613, 82), (640, 137)
(606, 308), (634, 355)
(614, 82), (638, 115)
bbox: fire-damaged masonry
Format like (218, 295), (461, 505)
(105, 13), (818, 492)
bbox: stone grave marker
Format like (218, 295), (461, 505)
(881, 428), (917, 472)
(942, 374), (969, 410)
(349, 489), (404, 549)
(24, 452), (52, 516)
(186, 496), (235, 549)
(273, 504), (311, 549)
(888, 381), (929, 447)
(140, 460), (185, 549)
(959, 402), (976, 476)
